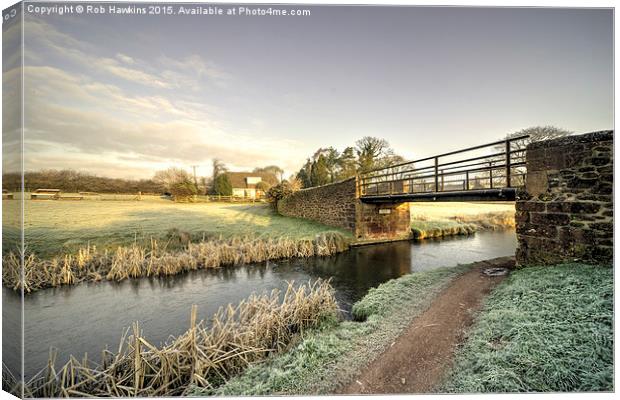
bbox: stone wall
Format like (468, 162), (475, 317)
(277, 178), (357, 232)
(277, 178), (413, 242)
(516, 130), (613, 265)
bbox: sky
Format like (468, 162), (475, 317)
(3, 4), (614, 179)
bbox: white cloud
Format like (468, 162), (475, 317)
(21, 65), (305, 178)
(25, 19), (229, 91)
(115, 53), (135, 65)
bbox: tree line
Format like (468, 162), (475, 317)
(295, 136), (405, 188)
(2, 165), (285, 202)
(3, 170), (164, 193)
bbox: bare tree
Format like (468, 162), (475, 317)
(153, 167), (196, 201)
(506, 125), (572, 150)
(153, 168), (191, 191)
(355, 136), (404, 172)
(287, 176), (303, 191)
(253, 165), (284, 182)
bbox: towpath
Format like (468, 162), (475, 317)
(340, 257), (513, 394)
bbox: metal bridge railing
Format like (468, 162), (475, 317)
(359, 135), (529, 197)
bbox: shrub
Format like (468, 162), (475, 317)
(171, 180), (197, 201)
(266, 181), (294, 209)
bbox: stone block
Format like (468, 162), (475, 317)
(516, 201), (545, 212)
(515, 211), (529, 224)
(530, 212), (570, 226)
(525, 171), (548, 196)
(590, 222), (613, 232)
(590, 156), (611, 166)
(517, 223), (557, 239)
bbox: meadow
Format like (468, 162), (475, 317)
(4, 198), (514, 258)
(3, 196), (351, 258)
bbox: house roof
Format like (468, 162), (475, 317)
(225, 172), (278, 189)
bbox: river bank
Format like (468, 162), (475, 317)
(4, 230), (518, 382)
(4, 201), (515, 293)
(3, 232), (349, 293)
(441, 263), (613, 392)
(201, 257), (511, 395)
(3, 200), (352, 258)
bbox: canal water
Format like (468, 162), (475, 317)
(3, 230), (516, 379)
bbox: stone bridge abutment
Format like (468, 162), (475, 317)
(276, 177), (412, 243)
(515, 130), (612, 265)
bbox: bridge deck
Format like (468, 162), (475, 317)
(360, 188), (517, 203)
(359, 136), (528, 203)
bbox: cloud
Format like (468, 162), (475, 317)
(159, 55), (231, 89)
(115, 53), (135, 65)
(23, 19), (170, 89)
(21, 65), (305, 178)
(24, 18), (229, 91)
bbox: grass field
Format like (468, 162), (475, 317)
(3, 197), (350, 258)
(441, 263), (613, 392)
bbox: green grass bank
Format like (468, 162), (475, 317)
(441, 263), (613, 393)
(196, 260), (478, 396)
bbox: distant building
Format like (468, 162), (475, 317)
(31, 188), (61, 200)
(226, 172), (278, 199)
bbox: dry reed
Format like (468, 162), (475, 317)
(453, 211), (516, 229)
(3, 232), (349, 293)
(10, 280), (338, 397)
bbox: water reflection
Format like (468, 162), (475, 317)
(3, 230), (516, 379)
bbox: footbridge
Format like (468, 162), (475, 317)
(358, 135), (528, 203)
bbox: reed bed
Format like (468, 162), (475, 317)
(2, 232), (350, 293)
(11, 280), (339, 397)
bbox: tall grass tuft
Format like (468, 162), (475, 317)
(3, 232), (350, 293)
(15, 280), (339, 397)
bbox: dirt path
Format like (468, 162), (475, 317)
(340, 257), (514, 395)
